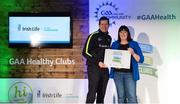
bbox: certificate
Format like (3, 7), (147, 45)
(104, 49), (131, 69)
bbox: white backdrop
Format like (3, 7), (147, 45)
(89, 0), (180, 104)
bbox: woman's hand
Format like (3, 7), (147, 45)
(128, 48), (135, 55)
(98, 62), (107, 68)
(128, 48), (140, 62)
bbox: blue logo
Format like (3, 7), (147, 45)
(94, 1), (131, 26)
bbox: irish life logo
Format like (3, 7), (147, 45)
(17, 24), (40, 31)
(8, 82), (33, 103)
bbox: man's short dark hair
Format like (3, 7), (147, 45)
(99, 16), (109, 25)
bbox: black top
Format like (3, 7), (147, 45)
(114, 43), (132, 72)
(82, 29), (112, 66)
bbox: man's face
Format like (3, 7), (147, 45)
(99, 20), (109, 33)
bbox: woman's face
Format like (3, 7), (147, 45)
(119, 30), (128, 40)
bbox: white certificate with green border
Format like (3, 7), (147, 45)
(104, 49), (131, 69)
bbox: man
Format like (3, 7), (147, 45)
(82, 16), (112, 103)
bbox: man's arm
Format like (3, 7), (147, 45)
(82, 33), (100, 65)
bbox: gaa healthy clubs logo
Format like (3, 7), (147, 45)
(8, 82), (33, 103)
(94, 1), (131, 26)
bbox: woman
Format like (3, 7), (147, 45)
(111, 25), (144, 103)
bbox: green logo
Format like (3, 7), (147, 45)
(8, 82), (33, 103)
(112, 55), (121, 63)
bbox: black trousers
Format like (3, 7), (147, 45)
(86, 65), (109, 104)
